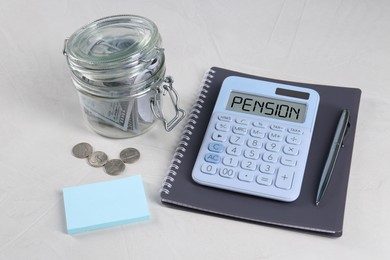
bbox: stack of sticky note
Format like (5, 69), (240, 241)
(63, 175), (150, 234)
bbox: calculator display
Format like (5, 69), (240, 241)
(226, 91), (307, 123)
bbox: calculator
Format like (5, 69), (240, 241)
(192, 76), (320, 202)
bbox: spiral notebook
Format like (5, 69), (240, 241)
(160, 67), (361, 237)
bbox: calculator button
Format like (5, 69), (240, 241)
(281, 156), (297, 166)
(288, 127), (304, 135)
(226, 146), (242, 156)
(230, 135), (245, 145)
(223, 156), (239, 167)
(253, 121), (267, 128)
(268, 132), (284, 141)
(212, 132), (227, 142)
(286, 135), (302, 145)
(238, 171), (255, 182)
(247, 138), (262, 149)
(241, 160), (257, 171)
(275, 168), (294, 189)
(204, 153), (221, 164)
(232, 126), (248, 135)
(218, 115), (232, 122)
(265, 142), (281, 152)
(215, 122), (230, 132)
(259, 163), (276, 174)
(283, 145), (299, 155)
(263, 152), (278, 163)
(256, 174), (273, 186)
(270, 124), (285, 131)
(244, 149), (261, 160)
(220, 167), (235, 178)
(250, 128), (266, 138)
(208, 142), (225, 153)
(235, 118), (250, 125)
(201, 164), (217, 175)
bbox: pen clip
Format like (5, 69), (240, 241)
(341, 112), (351, 147)
(341, 121), (351, 147)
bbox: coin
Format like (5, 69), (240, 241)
(119, 148), (140, 164)
(88, 151), (108, 167)
(104, 159), (125, 176)
(72, 142), (93, 158)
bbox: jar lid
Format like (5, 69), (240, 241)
(65, 15), (161, 70)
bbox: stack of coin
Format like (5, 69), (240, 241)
(72, 142), (141, 176)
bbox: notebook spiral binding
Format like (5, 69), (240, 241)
(160, 68), (216, 195)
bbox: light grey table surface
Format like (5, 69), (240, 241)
(0, 0), (388, 259)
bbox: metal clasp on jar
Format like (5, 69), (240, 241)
(150, 76), (186, 131)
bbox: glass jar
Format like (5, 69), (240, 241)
(63, 15), (185, 138)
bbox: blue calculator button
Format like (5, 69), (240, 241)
(283, 145), (299, 155)
(232, 126), (248, 135)
(268, 131), (283, 141)
(204, 153), (221, 164)
(235, 118), (250, 125)
(256, 174), (273, 186)
(270, 124), (285, 131)
(280, 156), (297, 166)
(238, 171), (255, 182)
(219, 167), (235, 178)
(253, 121), (267, 128)
(215, 122), (230, 132)
(208, 142), (225, 153)
(275, 168), (294, 190)
(201, 164), (217, 175)
(288, 127), (304, 135)
(250, 128), (266, 138)
(212, 132), (227, 142)
(218, 115), (232, 122)
(286, 135), (302, 145)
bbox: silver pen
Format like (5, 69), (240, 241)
(316, 109), (350, 206)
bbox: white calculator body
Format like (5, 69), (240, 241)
(192, 76), (320, 202)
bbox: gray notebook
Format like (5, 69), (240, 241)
(160, 67), (361, 237)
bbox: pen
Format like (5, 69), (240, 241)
(315, 109), (350, 206)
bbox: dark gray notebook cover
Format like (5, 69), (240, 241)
(160, 67), (361, 237)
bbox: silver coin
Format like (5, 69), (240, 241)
(104, 159), (125, 176)
(88, 151), (108, 167)
(72, 142), (93, 158)
(119, 148), (140, 164)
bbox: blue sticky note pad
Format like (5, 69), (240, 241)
(63, 175), (150, 234)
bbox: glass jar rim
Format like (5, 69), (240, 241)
(65, 15), (160, 69)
